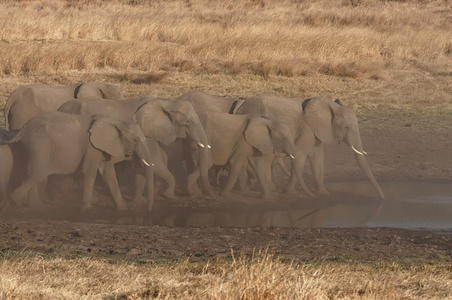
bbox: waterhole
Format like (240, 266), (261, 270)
(106, 182), (452, 230)
(3, 182), (451, 230)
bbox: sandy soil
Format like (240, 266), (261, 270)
(0, 116), (451, 264)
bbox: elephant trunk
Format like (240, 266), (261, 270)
(137, 139), (155, 212)
(188, 121), (216, 200)
(198, 145), (216, 200)
(353, 149), (385, 200)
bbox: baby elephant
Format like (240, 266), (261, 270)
(7, 112), (154, 211)
(187, 112), (297, 199)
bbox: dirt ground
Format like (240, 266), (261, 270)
(0, 115), (451, 265)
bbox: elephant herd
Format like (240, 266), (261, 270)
(0, 82), (385, 213)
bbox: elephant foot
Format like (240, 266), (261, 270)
(219, 189), (231, 198)
(116, 202), (128, 211)
(187, 184), (203, 197)
(81, 203), (93, 211)
(162, 189), (178, 200)
(132, 195), (146, 206)
(283, 185), (296, 194)
(315, 188), (329, 196)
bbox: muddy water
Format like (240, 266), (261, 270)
(115, 182), (452, 230)
(2, 182), (451, 230)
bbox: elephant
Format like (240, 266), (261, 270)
(6, 112), (154, 211)
(239, 94), (385, 199)
(0, 128), (27, 207)
(185, 111), (309, 200)
(57, 97), (216, 202)
(177, 91), (385, 199)
(5, 82), (124, 130)
(177, 90), (311, 196)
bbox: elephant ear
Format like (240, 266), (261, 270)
(89, 118), (125, 157)
(302, 97), (337, 144)
(133, 102), (177, 145)
(244, 117), (273, 155)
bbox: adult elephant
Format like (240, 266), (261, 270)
(186, 112), (312, 199)
(239, 94), (385, 199)
(178, 91), (385, 199)
(5, 82), (124, 130)
(6, 112), (153, 211)
(57, 97), (215, 203)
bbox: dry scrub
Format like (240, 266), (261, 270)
(1, 249), (451, 299)
(0, 0), (451, 79)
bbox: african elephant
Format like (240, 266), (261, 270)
(239, 94), (385, 199)
(177, 91), (385, 199)
(57, 97), (216, 202)
(186, 112), (307, 199)
(177, 90), (311, 196)
(5, 82), (124, 130)
(6, 112), (154, 211)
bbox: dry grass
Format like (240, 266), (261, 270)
(0, 0), (451, 77)
(1, 248), (451, 299)
(0, 0), (451, 121)
(0, 0), (451, 123)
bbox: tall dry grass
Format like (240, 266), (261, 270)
(0, 0), (451, 79)
(1, 249), (451, 299)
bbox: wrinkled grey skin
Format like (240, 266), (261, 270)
(58, 97), (216, 204)
(178, 91), (385, 199)
(186, 111), (303, 200)
(5, 82), (124, 130)
(239, 94), (385, 199)
(7, 112), (153, 211)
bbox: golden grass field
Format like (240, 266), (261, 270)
(0, 0), (452, 298)
(1, 248), (452, 299)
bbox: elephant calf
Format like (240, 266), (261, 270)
(6, 112), (154, 211)
(186, 112), (300, 200)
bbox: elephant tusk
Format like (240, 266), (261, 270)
(351, 146), (364, 155)
(142, 158), (152, 167)
(289, 154), (295, 159)
(197, 142), (205, 148)
(362, 150), (368, 155)
(207, 144), (212, 149)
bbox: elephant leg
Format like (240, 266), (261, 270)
(308, 143), (328, 194)
(237, 163), (250, 192)
(11, 177), (43, 207)
(248, 156), (273, 200)
(221, 159), (247, 197)
(80, 159), (100, 210)
(186, 166), (202, 197)
(99, 161), (128, 211)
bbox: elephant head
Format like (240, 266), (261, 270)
(132, 100), (216, 199)
(244, 116), (296, 158)
(76, 82), (124, 100)
(302, 97), (385, 199)
(89, 117), (154, 208)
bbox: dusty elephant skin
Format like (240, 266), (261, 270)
(58, 97), (216, 203)
(5, 112), (153, 211)
(5, 82), (124, 131)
